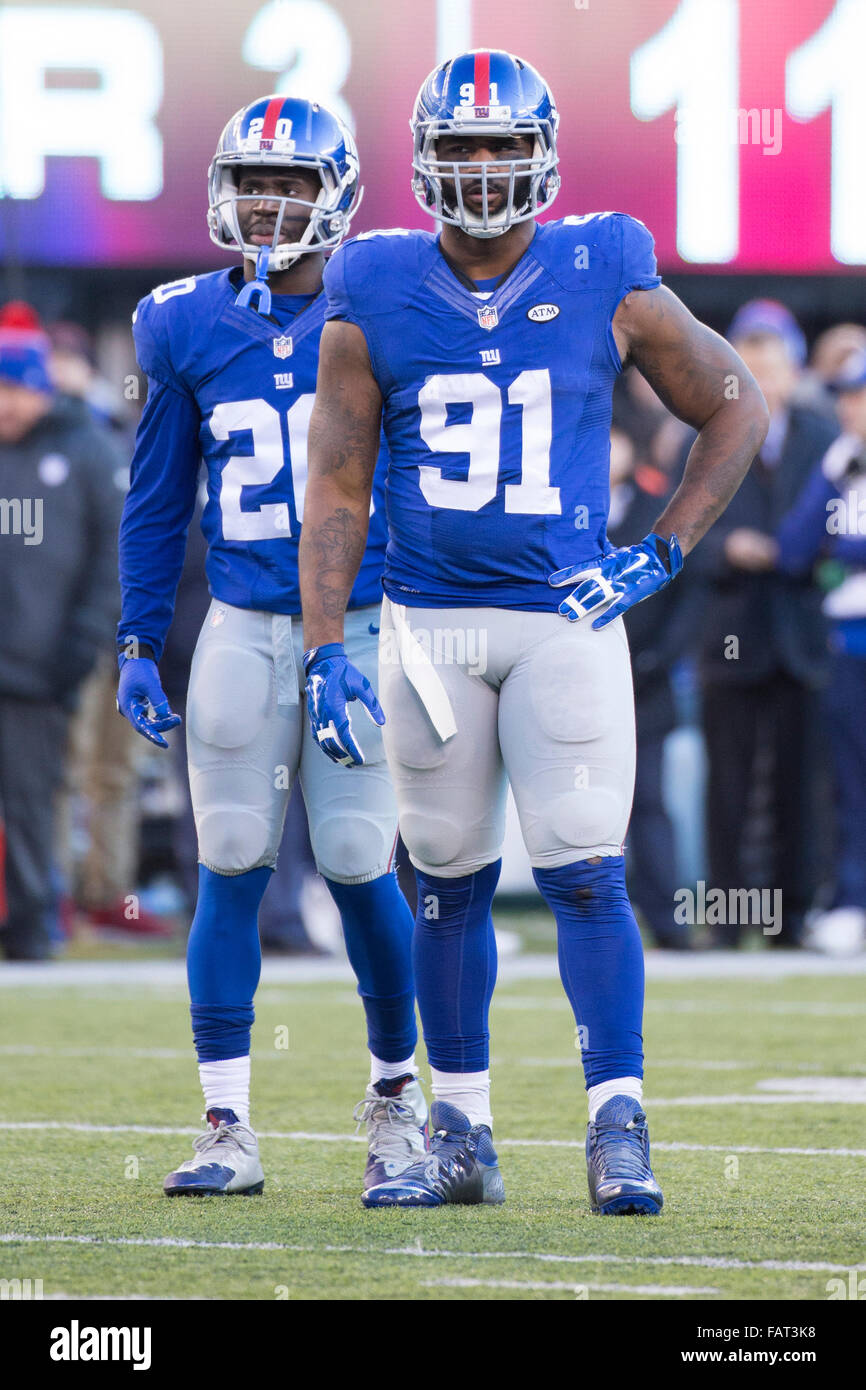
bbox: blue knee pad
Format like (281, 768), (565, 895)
(413, 860), (501, 1073)
(188, 864), (269, 1062)
(533, 856), (644, 1087)
(325, 871), (417, 1063)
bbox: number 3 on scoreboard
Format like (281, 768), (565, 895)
(417, 369), (561, 516)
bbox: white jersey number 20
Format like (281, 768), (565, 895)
(210, 396), (314, 542)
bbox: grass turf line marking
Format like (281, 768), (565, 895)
(519, 1058), (827, 1071)
(2, 951), (864, 989)
(5, 1046), (857, 1079)
(3, 1120), (865, 1157)
(0, 1045), (844, 1076)
(493, 997), (866, 1015)
(422, 1278), (719, 1296)
(44, 1293), (209, 1301)
(0, 1234), (862, 1275)
(640, 1091), (866, 1106)
(0, 1045), (286, 1062)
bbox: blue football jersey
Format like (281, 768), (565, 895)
(323, 214), (660, 610)
(119, 266), (387, 660)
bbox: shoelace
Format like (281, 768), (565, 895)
(591, 1117), (652, 1181)
(428, 1128), (473, 1173)
(353, 1095), (420, 1164)
(192, 1119), (254, 1156)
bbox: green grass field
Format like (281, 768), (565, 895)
(1, 955), (863, 1301)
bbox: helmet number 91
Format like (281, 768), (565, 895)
(458, 81), (500, 107)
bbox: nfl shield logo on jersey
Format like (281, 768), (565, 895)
(272, 335), (293, 359)
(477, 304), (499, 331)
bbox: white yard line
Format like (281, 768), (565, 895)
(3, 1045), (855, 1078)
(2, 951), (865, 989)
(0, 1045), (286, 1062)
(1, 1121), (367, 1140)
(0, 1233), (860, 1275)
(639, 1092), (866, 1106)
(645, 1001), (866, 1015)
(495, 997), (866, 1015)
(44, 1293), (209, 1301)
(421, 1277), (719, 1296)
(0, 1120), (861, 1152)
(520, 1058), (807, 1071)
(652, 1140), (866, 1158)
(3, 1119), (864, 1156)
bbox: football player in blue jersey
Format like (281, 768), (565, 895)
(298, 51), (770, 1213)
(116, 96), (427, 1200)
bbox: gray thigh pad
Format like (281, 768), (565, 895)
(378, 601), (508, 877)
(298, 604), (399, 884)
(187, 603), (303, 874)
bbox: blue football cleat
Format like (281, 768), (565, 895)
(163, 1108), (264, 1196)
(586, 1094), (663, 1216)
(353, 1072), (429, 1198)
(362, 1101), (506, 1208)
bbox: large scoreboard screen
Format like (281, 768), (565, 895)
(1, 0), (862, 272)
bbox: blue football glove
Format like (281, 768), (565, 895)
(303, 642), (385, 768)
(117, 654), (182, 748)
(550, 532), (684, 629)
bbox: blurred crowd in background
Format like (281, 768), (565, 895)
(1, 291), (865, 962)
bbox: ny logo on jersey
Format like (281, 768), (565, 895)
(272, 335), (293, 359)
(479, 348), (501, 366)
(477, 304), (499, 331)
(274, 372), (294, 390)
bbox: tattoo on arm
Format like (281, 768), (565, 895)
(298, 320), (382, 645)
(310, 507), (367, 620)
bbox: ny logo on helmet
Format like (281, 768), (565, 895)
(272, 335), (293, 359)
(477, 304), (499, 331)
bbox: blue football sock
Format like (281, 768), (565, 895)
(187, 864), (269, 1063)
(412, 861), (501, 1073)
(533, 856), (644, 1087)
(324, 871), (417, 1064)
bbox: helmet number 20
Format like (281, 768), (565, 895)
(247, 116), (294, 141)
(417, 369), (560, 515)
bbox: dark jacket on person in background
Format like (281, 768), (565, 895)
(608, 462), (707, 738)
(0, 394), (126, 704)
(693, 405), (838, 688)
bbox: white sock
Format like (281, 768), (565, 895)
(199, 1056), (251, 1127)
(587, 1076), (643, 1122)
(431, 1067), (492, 1130)
(369, 1053), (417, 1085)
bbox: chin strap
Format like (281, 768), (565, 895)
(236, 248), (273, 315)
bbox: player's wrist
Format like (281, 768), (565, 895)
(645, 532), (683, 577)
(303, 642), (346, 674)
(117, 642), (157, 671)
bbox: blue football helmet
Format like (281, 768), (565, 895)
(207, 95), (362, 271)
(411, 50), (560, 238)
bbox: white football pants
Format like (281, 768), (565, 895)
(378, 599), (636, 878)
(186, 600), (397, 883)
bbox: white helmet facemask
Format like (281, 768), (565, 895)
(207, 154), (362, 272)
(413, 119), (559, 239)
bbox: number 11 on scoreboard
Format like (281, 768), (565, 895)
(631, 0), (866, 265)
